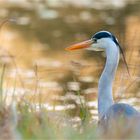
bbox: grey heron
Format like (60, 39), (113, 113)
(66, 31), (140, 137)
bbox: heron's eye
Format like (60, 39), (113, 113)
(92, 38), (97, 43)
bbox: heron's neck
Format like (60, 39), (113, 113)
(98, 43), (120, 119)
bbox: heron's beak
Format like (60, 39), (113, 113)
(65, 39), (93, 51)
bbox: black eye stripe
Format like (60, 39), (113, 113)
(92, 31), (112, 40)
(92, 31), (120, 46)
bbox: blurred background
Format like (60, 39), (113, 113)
(0, 0), (139, 122)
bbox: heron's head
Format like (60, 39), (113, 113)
(65, 31), (119, 51)
(66, 30), (130, 75)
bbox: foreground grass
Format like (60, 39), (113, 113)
(1, 97), (140, 140)
(0, 101), (97, 140)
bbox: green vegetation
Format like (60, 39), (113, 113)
(0, 97), (97, 140)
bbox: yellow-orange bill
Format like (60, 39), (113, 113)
(65, 39), (93, 51)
